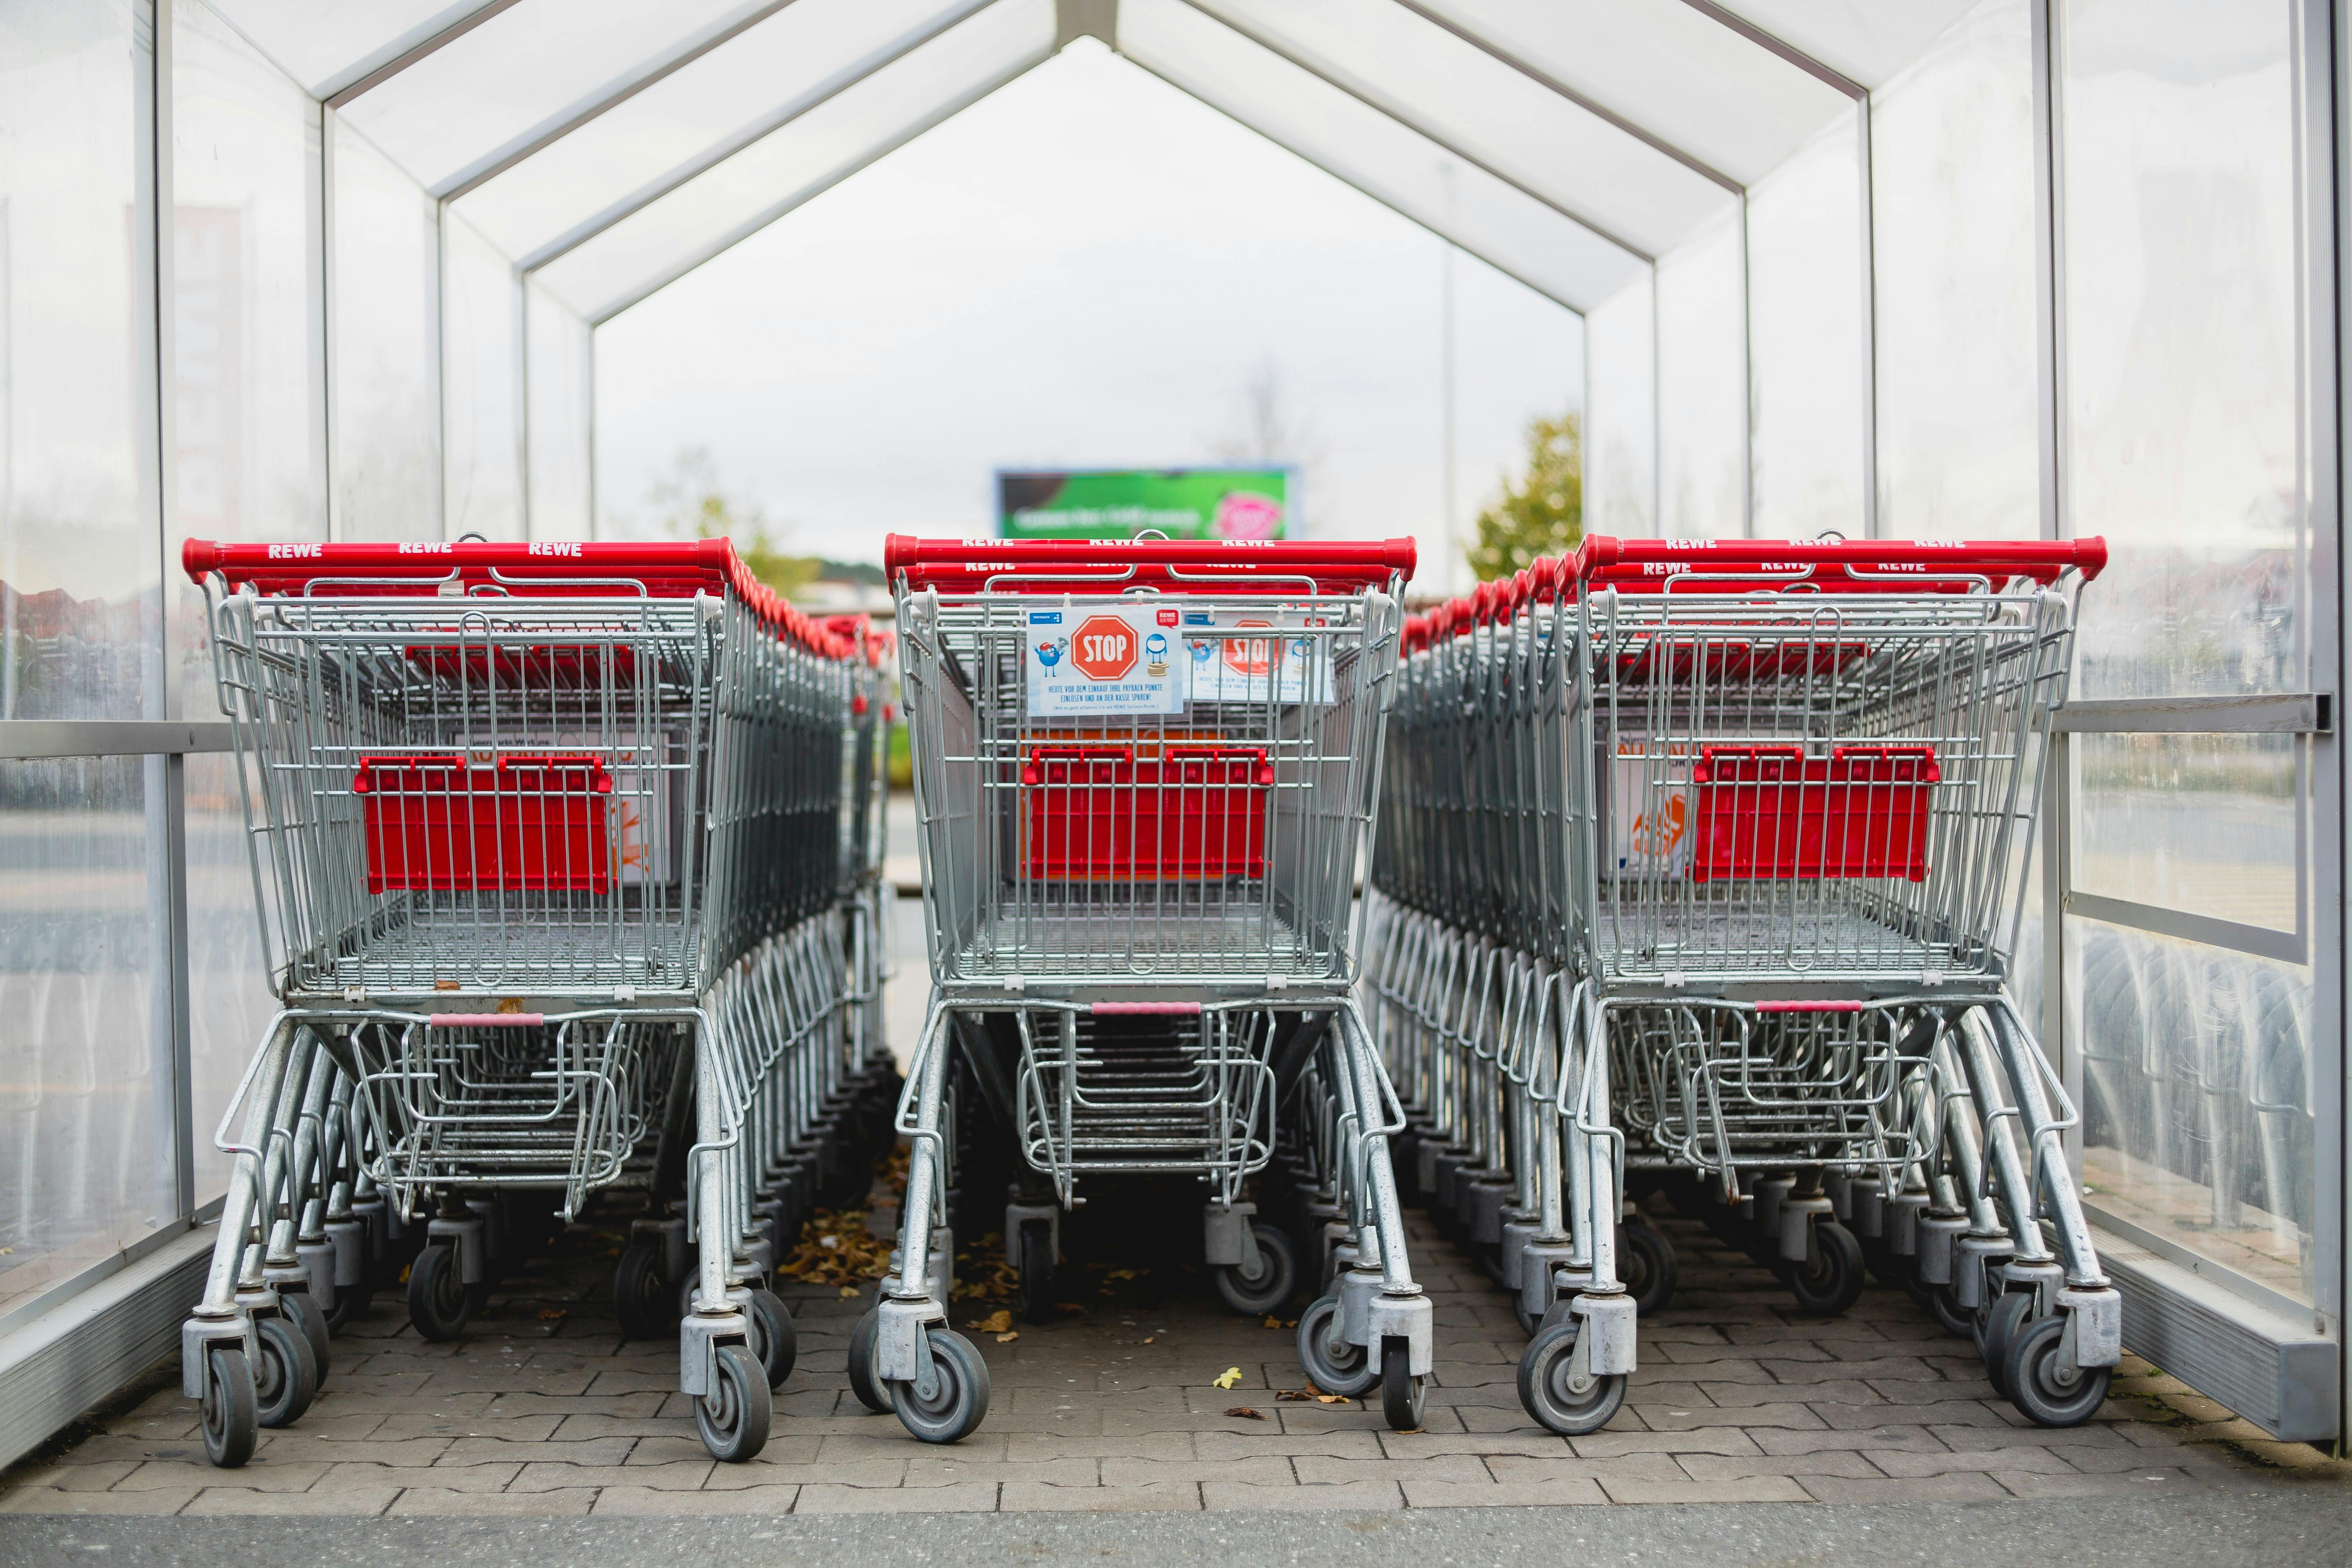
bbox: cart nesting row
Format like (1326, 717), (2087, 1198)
(177, 537), (895, 1468)
(1371, 535), (2125, 1434)
(878, 533), (1435, 1440)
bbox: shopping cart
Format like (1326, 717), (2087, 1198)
(1373, 537), (2123, 1434)
(878, 532), (1434, 1438)
(177, 537), (866, 1468)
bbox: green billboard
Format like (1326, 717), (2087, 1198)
(995, 468), (1293, 541)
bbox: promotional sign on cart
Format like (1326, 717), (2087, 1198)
(1183, 609), (1334, 704)
(1026, 606), (1185, 715)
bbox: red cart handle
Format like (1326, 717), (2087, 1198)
(182, 537), (855, 661)
(884, 534), (1416, 595)
(1572, 535), (2106, 589)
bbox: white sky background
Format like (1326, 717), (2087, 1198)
(594, 39), (1584, 600)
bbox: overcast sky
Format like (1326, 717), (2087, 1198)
(594, 38), (1584, 600)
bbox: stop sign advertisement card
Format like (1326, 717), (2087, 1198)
(1180, 609), (1334, 705)
(1025, 606), (1185, 715)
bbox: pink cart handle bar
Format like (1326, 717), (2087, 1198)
(884, 533), (1416, 596)
(1089, 1002), (1205, 1016)
(425, 1013), (548, 1028)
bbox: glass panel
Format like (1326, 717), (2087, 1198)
(456, 0), (980, 265)
(204, 0), (479, 97)
(1120, 0), (1642, 313)
(1584, 272), (1655, 536)
(526, 284), (593, 541)
(330, 118), (442, 540)
(1654, 212), (1744, 537)
(2069, 914), (2316, 1306)
(1399, 0), (1851, 187)
(2073, 733), (2296, 932)
(172, 0), (328, 721)
(1190, 0), (1734, 258)
(1, 0), (159, 722)
(1717, 0), (1986, 91)
(185, 748), (275, 1203)
(338, 0), (756, 194)
(1870, 0), (2039, 540)
(0, 758), (172, 1317)
(535, 0), (1057, 323)
(2058, 0), (2301, 698)
(441, 215), (524, 540)
(1746, 113), (1868, 537)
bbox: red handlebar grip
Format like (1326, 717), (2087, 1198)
(884, 533), (1417, 593)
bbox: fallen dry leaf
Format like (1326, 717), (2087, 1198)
(1142, 1336), (1154, 1344)
(994, 1331), (1019, 1343)
(1225, 1406), (1265, 1420)
(973, 1309), (1013, 1334)
(1054, 1303), (1085, 1315)
(837, 1286), (859, 1298)
(1212, 1366), (1243, 1390)
(535, 1309), (566, 1321)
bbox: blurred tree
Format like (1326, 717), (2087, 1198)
(1468, 411), (1582, 582)
(650, 446), (819, 597)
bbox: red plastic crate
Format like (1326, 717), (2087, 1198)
(352, 753), (615, 894)
(1020, 745), (1274, 881)
(1688, 744), (1938, 883)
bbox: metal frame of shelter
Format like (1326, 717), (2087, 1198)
(0, 0), (2344, 1468)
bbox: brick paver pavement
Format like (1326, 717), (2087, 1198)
(5, 1201), (2344, 1516)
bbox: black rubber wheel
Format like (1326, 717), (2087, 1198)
(406, 1241), (485, 1341)
(200, 1345), (257, 1468)
(890, 1328), (991, 1444)
(1379, 1338), (1425, 1432)
(2004, 1313), (2112, 1427)
(1784, 1220), (1866, 1316)
(282, 1289), (332, 1383)
(322, 1279), (370, 1334)
(1516, 1319), (1627, 1436)
(1860, 1232), (1912, 1290)
(1214, 1225), (1297, 1316)
(253, 1314), (317, 1429)
(1924, 1279), (1973, 1338)
(612, 1238), (678, 1341)
(847, 1306), (891, 1413)
(1979, 1291), (2035, 1397)
(746, 1287), (797, 1390)
(1513, 1292), (1546, 1340)
(1017, 1220), (1056, 1326)
(1294, 1293), (1376, 1397)
(1619, 1220), (1679, 1316)
(694, 1343), (773, 1462)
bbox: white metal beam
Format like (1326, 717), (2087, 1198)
(322, 0), (528, 109)
(517, 0), (999, 276)
(435, 0), (803, 202)
(586, 44), (1056, 324)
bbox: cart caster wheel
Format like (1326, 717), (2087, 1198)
(1861, 1233), (1911, 1290)
(1214, 1225), (1297, 1316)
(1978, 1291), (2035, 1397)
(199, 1346), (258, 1468)
(1016, 1219), (1057, 1325)
(847, 1307), (891, 1413)
(612, 1238), (678, 1341)
(1619, 1220), (1679, 1316)
(2004, 1314), (2111, 1427)
(890, 1328), (991, 1444)
(694, 1343), (773, 1462)
(1784, 1220), (1865, 1316)
(254, 1314), (318, 1429)
(1517, 1319), (1627, 1436)
(282, 1289), (332, 1383)
(746, 1287), (796, 1390)
(406, 1241), (486, 1341)
(323, 1281), (371, 1334)
(1294, 1294), (1377, 1396)
(1922, 1278), (1973, 1338)
(1379, 1338), (1425, 1431)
